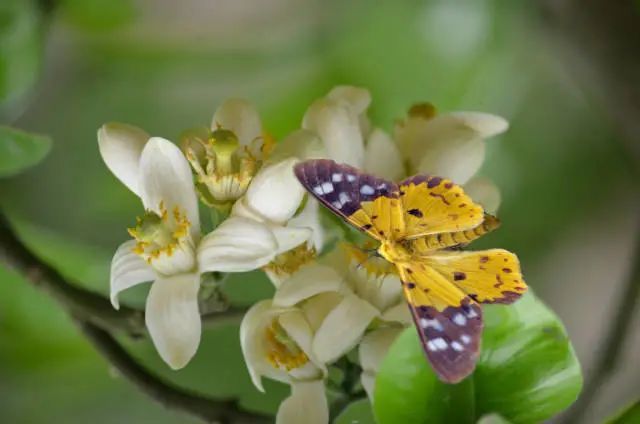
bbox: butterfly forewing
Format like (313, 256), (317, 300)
(398, 262), (483, 383)
(294, 159), (404, 241)
(399, 175), (484, 239)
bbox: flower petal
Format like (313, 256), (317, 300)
(240, 300), (275, 391)
(364, 128), (405, 181)
(279, 310), (326, 377)
(269, 129), (326, 164)
(276, 380), (329, 424)
(145, 273), (201, 369)
(358, 327), (404, 401)
(287, 198), (324, 251)
(312, 294), (379, 363)
(98, 122), (149, 196)
(198, 216), (278, 273)
(396, 112), (508, 184)
(326, 85), (372, 116)
(302, 97), (365, 167)
(138, 137), (200, 237)
(245, 159), (305, 224)
(274, 264), (344, 308)
(271, 225), (312, 255)
(381, 301), (412, 325)
(110, 240), (155, 309)
(463, 176), (502, 214)
(211, 98), (262, 147)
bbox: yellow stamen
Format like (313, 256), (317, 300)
(264, 244), (317, 277)
(265, 320), (309, 371)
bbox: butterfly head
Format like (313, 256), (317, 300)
(377, 241), (411, 264)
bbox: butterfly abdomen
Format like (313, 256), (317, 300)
(408, 214), (501, 252)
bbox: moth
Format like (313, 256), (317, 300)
(294, 159), (527, 383)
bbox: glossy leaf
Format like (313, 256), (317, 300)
(334, 399), (376, 424)
(0, 126), (51, 177)
(606, 400), (640, 424)
(373, 291), (582, 424)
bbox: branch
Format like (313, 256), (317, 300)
(78, 320), (269, 424)
(562, 230), (640, 423)
(0, 215), (265, 423)
(0, 216), (145, 337)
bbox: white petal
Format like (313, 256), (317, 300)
(145, 273), (201, 369)
(110, 240), (155, 309)
(240, 300), (275, 391)
(276, 380), (328, 424)
(269, 129), (326, 164)
(326, 85), (372, 116)
(279, 310), (326, 377)
(381, 301), (412, 325)
(463, 176), (502, 214)
(364, 128), (405, 180)
(397, 112), (508, 184)
(245, 159), (305, 224)
(350, 268), (402, 313)
(138, 137), (200, 237)
(98, 122), (149, 196)
(272, 225), (312, 255)
(197, 216), (277, 273)
(274, 264), (344, 308)
(287, 198), (324, 251)
(312, 294), (379, 363)
(359, 327), (404, 373)
(302, 98), (365, 167)
(358, 327), (404, 402)
(211, 98), (262, 147)
(301, 292), (343, 332)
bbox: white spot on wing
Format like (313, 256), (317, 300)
(332, 173), (343, 182)
(460, 334), (471, 344)
(313, 185), (323, 195)
(420, 318), (443, 332)
(427, 340), (438, 351)
(466, 308), (478, 319)
(360, 185), (375, 195)
(321, 182), (334, 194)
(432, 337), (448, 350)
(453, 313), (467, 326)
(451, 341), (464, 352)
(346, 174), (356, 182)
(339, 192), (350, 205)
(332, 201), (342, 209)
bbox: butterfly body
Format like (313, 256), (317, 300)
(294, 159), (527, 383)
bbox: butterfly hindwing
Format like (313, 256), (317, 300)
(424, 249), (527, 304)
(398, 261), (483, 383)
(399, 175), (484, 239)
(294, 159), (404, 241)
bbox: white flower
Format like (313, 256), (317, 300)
(240, 299), (329, 424)
(231, 158), (324, 286)
(299, 86), (508, 212)
(98, 125), (294, 369)
(182, 99), (274, 209)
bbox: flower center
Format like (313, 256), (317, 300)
(408, 102), (437, 120)
(265, 319), (309, 371)
(183, 127), (274, 210)
(264, 244), (317, 278)
(128, 202), (194, 272)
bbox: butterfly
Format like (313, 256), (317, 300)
(294, 159), (527, 383)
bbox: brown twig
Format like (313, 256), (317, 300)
(0, 215), (266, 423)
(78, 320), (269, 424)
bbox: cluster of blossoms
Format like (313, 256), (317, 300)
(98, 86), (508, 423)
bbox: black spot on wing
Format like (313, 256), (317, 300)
(408, 300), (483, 384)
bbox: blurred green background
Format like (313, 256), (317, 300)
(1, 0), (638, 423)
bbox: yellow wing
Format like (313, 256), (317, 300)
(399, 175), (484, 239)
(294, 159), (404, 241)
(422, 249), (527, 304)
(397, 260), (483, 383)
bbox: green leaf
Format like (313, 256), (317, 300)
(606, 400), (640, 424)
(0, 125), (51, 177)
(334, 399), (376, 424)
(0, 0), (42, 112)
(373, 292), (582, 424)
